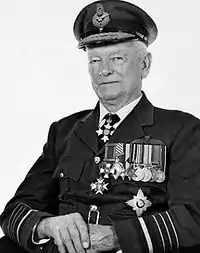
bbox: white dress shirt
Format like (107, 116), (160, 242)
(98, 95), (142, 128)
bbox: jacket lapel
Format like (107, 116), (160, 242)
(74, 103), (99, 154)
(73, 93), (154, 155)
(107, 92), (154, 144)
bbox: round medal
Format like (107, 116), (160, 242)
(134, 168), (145, 181)
(103, 129), (110, 136)
(150, 168), (158, 182)
(156, 170), (165, 183)
(142, 168), (152, 182)
(127, 168), (136, 179)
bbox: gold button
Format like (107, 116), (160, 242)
(94, 156), (100, 164)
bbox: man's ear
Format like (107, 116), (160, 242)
(142, 52), (152, 79)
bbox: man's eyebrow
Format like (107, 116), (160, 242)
(109, 52), (129, 59)
(88, 55), (101, 59)
(109, 50), (122, 56)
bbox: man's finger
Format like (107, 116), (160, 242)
(68, 222), (85, 253)
(75, 215), (89, 249)
(61, 226), (76, 253)
(54, 231), (66, 253)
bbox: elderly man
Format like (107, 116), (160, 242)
(1, 0), (200, 253)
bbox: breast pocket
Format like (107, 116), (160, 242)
(53, 157), (85, 194)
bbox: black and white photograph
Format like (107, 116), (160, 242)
(0, 0), (200, 252)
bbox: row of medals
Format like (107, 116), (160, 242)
(99, 158), (165, 183)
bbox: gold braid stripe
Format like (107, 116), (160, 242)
(78, 32), (138, 48)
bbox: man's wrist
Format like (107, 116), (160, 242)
(89, 224), (120, 251)
(36, 218), (49, 240)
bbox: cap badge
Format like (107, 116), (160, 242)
(126, 189), (152, 217)
(92, 3), (111, 32)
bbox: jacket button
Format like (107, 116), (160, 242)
(94, 156), (100, 164)
(60, 172), (64, 179)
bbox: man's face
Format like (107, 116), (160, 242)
(87, 41), (146, 104)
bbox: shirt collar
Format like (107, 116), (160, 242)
(99, 95), (142, 123)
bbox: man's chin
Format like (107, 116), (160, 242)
(99, 93), (121, 102)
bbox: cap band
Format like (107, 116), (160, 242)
(78, 31), (148, 49)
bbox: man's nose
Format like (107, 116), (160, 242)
(100, 61), (114, 77)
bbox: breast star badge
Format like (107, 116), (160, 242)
(126, 189), (152, 217)
(90, 178), (108, 195)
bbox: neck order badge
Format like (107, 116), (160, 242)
(96, 113), (120, 144)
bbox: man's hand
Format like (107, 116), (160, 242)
(37, 213), (89, 253)
(88, 224), (120, 252)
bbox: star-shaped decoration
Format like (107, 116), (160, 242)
(100, 163), (111, 178)
(110, 158), (125, 180)
(100, 167), (105, 174)
(106, 163), (112, 168)
(104, 123), (112, 129)
(101, 135), (109, 142)
(126, 167), (137, 180)
(107, 118), (112, 124)
(96, 128), (103, 136)
(120, 172), (126, 180)
(100, 168), (110, 178)
(90, 178), (109, 195)
(126, 189), (152, 217)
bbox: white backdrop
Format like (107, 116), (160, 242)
(0, 0), (200, 237)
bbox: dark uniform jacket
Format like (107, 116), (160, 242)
(1, 93), (200, 253)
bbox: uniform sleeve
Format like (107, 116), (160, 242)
(0, 122), (60, 253)
(32, 222), (51, 244)
(110, 116), (200, 253)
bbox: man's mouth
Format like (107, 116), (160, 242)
(100, 81), (119, 85)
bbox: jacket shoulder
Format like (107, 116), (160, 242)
(154, 106), (200, 126)
(55, 109), (92, 133)
(53, 109), (93, 135)
(58, 109), (92, 124)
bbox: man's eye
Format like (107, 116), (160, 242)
(111, 56), (124, 61)
(90, 59), (100, 64)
